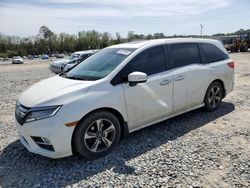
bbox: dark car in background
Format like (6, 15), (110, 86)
(55, 53), (65, 58)
(42, 54), (50, 60)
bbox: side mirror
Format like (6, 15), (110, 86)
(128, 71), (147, 86)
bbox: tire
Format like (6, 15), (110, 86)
(204, 82), (223, 112)
(73, 111), (121, 159)
(240, 45), (248, 52)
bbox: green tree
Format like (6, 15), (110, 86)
(38, 25), (54, 39)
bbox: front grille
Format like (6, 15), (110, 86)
(15, 103), (30, 125)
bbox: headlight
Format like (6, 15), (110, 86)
(25, 106), (61, 123)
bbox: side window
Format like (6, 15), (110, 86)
(129, 45), (166, 75)
(169, 43), (201, 68)
(201, 43), (229, 63)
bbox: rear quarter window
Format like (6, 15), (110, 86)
(201, 43), (229, 63)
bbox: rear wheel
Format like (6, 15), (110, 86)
(73, 111), (121, 159)
(240, 45), (248, 52)
(204, 82), (223, 112)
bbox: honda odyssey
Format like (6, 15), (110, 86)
(15, 38), (234, 159)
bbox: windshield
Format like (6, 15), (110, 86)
(69, 53), (81, 60)
(66, 48), (136, 81)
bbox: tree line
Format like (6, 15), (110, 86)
(0, 26), (249, 57)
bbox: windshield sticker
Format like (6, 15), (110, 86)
(117, 50), (132, 56)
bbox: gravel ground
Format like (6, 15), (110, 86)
(0, 53), (249, 187)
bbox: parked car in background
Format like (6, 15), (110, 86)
(49, 50), (98, 74)
(27, 55), (33, 59)
(12, 56), (24, 64)
(42, 54), (50, 60)
(64, 50), (99, 72)
(15, 38), (234, 159)
(55, 53), (64, 58)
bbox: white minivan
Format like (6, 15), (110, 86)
(15, 39), (234, 159)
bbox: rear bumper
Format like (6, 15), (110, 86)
(225, 70), (235, 95)
(16, 116), (74, 159)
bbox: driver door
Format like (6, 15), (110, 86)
(122, 45), (174, 131)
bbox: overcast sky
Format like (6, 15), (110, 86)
(0, 0), (249, 37)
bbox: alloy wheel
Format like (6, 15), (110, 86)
(208, 85), (222, 108)
(84, 119), (116, 153)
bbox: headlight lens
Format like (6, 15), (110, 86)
(25, 106), (61, 123)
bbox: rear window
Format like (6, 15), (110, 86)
(201, 43), (229, 63)
(169, 43), (201, 68)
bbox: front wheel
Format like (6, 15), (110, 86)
(73, 111), (121, 159)
(204, 82), (223, 112)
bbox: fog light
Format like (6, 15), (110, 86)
(42, 137), (51, 144)
(31, 136), (54, 151)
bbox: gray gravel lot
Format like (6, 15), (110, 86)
(0, 53), (250, 187)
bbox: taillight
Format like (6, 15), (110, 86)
(227, 61), (235, 69)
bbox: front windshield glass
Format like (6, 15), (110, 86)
(69, 53), (81, 60)
(66, 48), (136, 80)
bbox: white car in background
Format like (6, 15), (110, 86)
(12, 56), (24, 64)
(49, 57), (71, 74)
(15, 38), (234, 159)
(49, 50), (99, 74)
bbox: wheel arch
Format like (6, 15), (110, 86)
(71, 107), (128, 154)
(205, 79), (226, 102)
(213, 79), (226, 98)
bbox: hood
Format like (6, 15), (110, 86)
(19, 75), (94, 107)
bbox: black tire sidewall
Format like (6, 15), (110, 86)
(204, 82), (223, 112)
(73, 111), (121, 159)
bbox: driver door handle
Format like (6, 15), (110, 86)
(160, 79), (172, 85)
(175, 75), (185, 81)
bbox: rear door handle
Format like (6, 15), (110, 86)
(175, 75), (185, 81)
(160, 79), (172, 85)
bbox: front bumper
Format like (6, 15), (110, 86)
(12, 60), (23, 64)
(16, 115), (75, 159)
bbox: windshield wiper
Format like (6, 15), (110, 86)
(66, 76), (85, 80)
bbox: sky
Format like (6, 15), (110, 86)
(0, 0), (250, 37)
